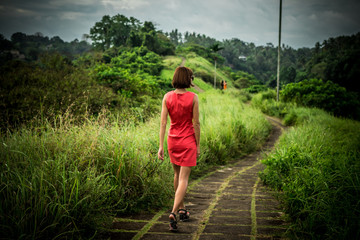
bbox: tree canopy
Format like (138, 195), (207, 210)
(89, 14), (175, 55)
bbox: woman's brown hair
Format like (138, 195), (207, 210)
(172, 67), (194, 88)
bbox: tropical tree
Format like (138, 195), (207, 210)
(89, 15), (113, 50)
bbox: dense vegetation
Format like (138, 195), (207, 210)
(281, 78), (360, 120)
(168, 29), (360, 96)
(1, 13), (360, 239)
(89, 14), (174, 55)
(0, 32), (91, 62)
(252, 91), (360, 239)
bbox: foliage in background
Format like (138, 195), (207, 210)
(259, 107), (360, 239)
(167, 28), (360, 100)
(307, 33), (360, 94)
(92, 46), (166, 121)
(251, 90), (294, 118)
(0, 32), (91, 63)
(230, 70), (261, 90)
(2, 18), (360, 99)
(251, 82), (360, 122)
(0, 53), (119, 129)
(243, 84), (268, 94)
(281, 78), (360, 120)
(0, 45), (170, 129)
(89, 14), (174, 55)
(94, 48), (161, 96)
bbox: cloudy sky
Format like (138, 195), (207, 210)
(0, 0), (359, 49)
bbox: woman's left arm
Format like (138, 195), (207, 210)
(192, 94), (201, 158)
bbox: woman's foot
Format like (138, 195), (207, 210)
(178, 209), (190, 222)
(169, 213), (178, 232)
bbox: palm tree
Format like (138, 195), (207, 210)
(210, 43), (224, 88)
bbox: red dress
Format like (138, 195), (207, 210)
(166, 91), (197, 167)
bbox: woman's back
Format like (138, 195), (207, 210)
(166, 91), (195, 139)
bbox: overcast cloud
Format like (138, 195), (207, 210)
(0, 0), (359, 48)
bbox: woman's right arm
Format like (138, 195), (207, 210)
(158, 94), (168, 160)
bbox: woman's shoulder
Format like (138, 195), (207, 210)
(188, 91), (197, 97)
(164, 90), (174, 97)
(164, 90), (175, 101)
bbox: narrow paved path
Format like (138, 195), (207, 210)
(110, 117), (287, 240)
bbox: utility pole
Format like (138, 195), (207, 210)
(214, 59), (217, 88)
(276, 0), (282, 101)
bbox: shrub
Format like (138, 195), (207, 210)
(281, 78), (360, 120)
(243, 84), (268, 93)
(0, 54), (119, 129)
(194, 69), (213, 83)
(251, 90), (294, 118)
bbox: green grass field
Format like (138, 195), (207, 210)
(254, 91), (360, 239)
(0, 55), (271, 239)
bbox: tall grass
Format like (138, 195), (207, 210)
(193, 90), (271, 176)
(259, 107), (360, 239)
(0, 90), (271, 239)
(192, 77), (213, 92)
(1, 112), (173, 239)
(251, 89), (295, 118)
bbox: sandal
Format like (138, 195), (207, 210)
(178, 209), (190, 222)
(169, 212), (178, 232)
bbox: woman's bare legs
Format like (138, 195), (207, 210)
(170, 163), (191, 217)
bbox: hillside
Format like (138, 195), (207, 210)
(160, 54), (233, 93)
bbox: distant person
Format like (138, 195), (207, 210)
(220, 80), (227, 90)
(158, 66), (201, 232)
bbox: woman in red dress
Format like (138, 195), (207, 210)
(158, 66), (201, 232)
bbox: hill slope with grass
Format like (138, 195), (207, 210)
(160, 53), (233, 93)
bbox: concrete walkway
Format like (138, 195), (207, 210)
(110, 116), (288, 240)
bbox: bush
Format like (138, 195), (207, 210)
(251, 90), (294, 118)
(194, 69), (213, 83)
(0, 54), (119, 129)
(281, 78), (360, 120)
(93, 47), (163, 99)
(243, 84), (268, 93)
